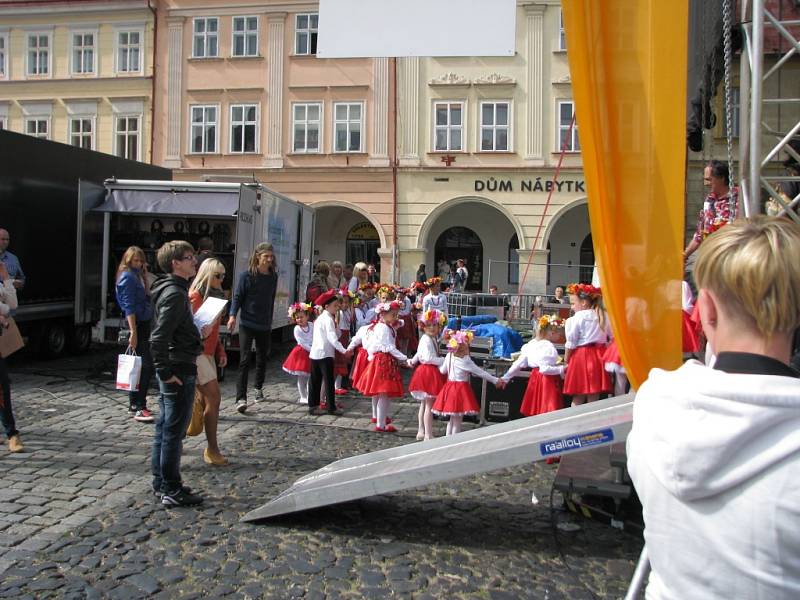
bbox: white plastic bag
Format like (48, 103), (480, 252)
(116, 348), (142, 392)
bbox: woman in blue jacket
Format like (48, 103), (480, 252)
(115, 247), (155, 423)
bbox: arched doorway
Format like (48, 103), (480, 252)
(346, 221), (380, 270)
(435, 227), (482, 291)
(543, 201), (591, 292)
(313, 205), (385, 278)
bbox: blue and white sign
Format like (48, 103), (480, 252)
(539, 429), (615, 457)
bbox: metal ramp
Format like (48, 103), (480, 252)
(242, 394), (634, 522)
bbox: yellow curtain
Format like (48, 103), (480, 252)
(561, 0), (687, 388)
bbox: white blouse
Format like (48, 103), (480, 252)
(338, 308), (354, 332)
(293, 322), (314, 352)
(365, 322), (408, 361)
(502, 338), (564, 381)
(408, 334), (444, 367)
(0, 279), (18, 316)
(346, 324), (371, 351)
(440, 353), (498, 385)
(309, 310), (347, 359)
(564, 309), (608, 349)
(422, 292), (448, 317)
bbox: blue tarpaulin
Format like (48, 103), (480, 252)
(446, 314), (497, 329)
(445, 315), (523, 359)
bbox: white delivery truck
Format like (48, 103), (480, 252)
(77, 179), (314, 346)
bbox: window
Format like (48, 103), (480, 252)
(70, 118), (93, 149)
(295, 13), (318, 55)
(433, 102), (464, 151)
(193, 17), (218, 58)
(480, 101), (510, 151)
(71, 32), (95, 74)
(333, 102), (363, 153)
(117, 30), (142, 73)
(25, 118), (49, 139)
(190, 105), (217, 153)
(232, 16), (259, 57)
(0, 33), (7, 78)
(27, 33), (50, 76)
(557, 100), (579, 152)
(115, 116), (140, 160)
(292, 103), (321, 153)
(230, 104), (258, 153)
(558, 9), (567, 50)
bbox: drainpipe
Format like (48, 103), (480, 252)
(391, 57), (398, 284)
(148, 0), (157, 164)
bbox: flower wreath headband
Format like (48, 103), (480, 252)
(567, 283), (602, 301)
(418, 308), (447, 328)
(342, 289), (360, 306)
(442, 328), (474, 352)
(375, 300), (403, 314)
(425, 276), (443, 288)
(287, 302), (314, 319)
(538, 314), (565, 330)
(376, 284), (394, 298)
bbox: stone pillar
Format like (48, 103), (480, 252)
(397, 56), (420, 167)
(164, 17), (184, 168)
(524, 5), (545, 165)
(265, 14), (286, 168)
(377, 247), (394, 284)
(515, 248), (549, 294)
(368, 57), (390, 167)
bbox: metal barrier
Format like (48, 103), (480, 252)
(444, 292), (572, 323)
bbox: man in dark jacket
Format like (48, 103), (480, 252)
(150, 241), (204, 507)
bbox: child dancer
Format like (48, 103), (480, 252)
(407, 309), (447, 440)
(562, 283), (611, 405)
(602, 334), (628, 397)
(681, 280), (700, 354)
(422, 277), (448, 318)
(361, 283), (378, 313)
(308, 290), (349, 415)
(345, 321), (390, 425)
(433, 329), (501, 436)
(358, 301), (407, 432)
(396, 287), (415, 355)
(501, 314), (566, 416)
(334, 291), (356, 395)
(282, 302), (315, 404)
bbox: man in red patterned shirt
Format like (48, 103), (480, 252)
(684, 161), (739, 262)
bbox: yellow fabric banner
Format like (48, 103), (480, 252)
(561, 1), (688, 388)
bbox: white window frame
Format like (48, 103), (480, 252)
(432, 101), (465, 152)
(557, 100), (579, 153)
(229, 103), (259, 154)
(115, 27), (144, 75)
(291, 102), (323, 154)
(558, 9), (567, 51)
(0, 31), (8, 79)
(188, 104), (219, 154)
(26, 30), (52, 78)
(333, 101), (364, 153)
(69, 116), (95, 150)
(192, 17), (219, 58)
(294, 13), (318, 56)
(231, 16), (259, 58)
(25, 117), (50, 139)
(70, 29), (98, 76)
(114, 114), (142, 161)
(479, 100), (512, 152)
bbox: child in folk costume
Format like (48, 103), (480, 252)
(563, 283), (611, 405)
(282, 302), (315, 405)
(308, 290), (350, 415)
(681, 280), (700, 354)
(407, 309), (448, 440)
(602, 333), (628, 397)
(433, 329), (502, 436)
(360, 283), (377, 312)
(358, 301), (408, 432)
(346, 322), (391, 426)
(334, 291), (357, 395)
(500, 314), (566, 417)
(422, 277), (448, 318)
(395, 287), (415, 355)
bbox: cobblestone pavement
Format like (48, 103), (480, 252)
(0, 345), (643, 599)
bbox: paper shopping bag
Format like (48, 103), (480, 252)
(0, 318), (24, 358)
(116, 349), (142, 391)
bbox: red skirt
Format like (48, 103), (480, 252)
(432, 381), (480, 416)
(682, 310), (699, 353)
(334, 331), (351, 376)
(408, 364), (446, 401)
(602, 340), (625, 374)
(520, 369), (564, 417)
(351, 347), (369, 392)
(282, 346), (310, 376)
(358, 352), (405, 398)
(563, 344), (611, 395)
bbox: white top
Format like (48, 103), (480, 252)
(346, 323), (372, 351)
(398, 297), (412, 316)
(422, 292), (448, 317)
(628, 361), (800, 600)
(564, 309), (607, 349)
(440, 353), (498, 385)
(681, 281), (695, 312)
(502, 338), (564, 380)
(338, 308), (354, 332)
(309, 310), (347, 359)
(0, 279), (18, 316)
(408, 334), (444, 367)
(293, 322), (314, 352)
(364, 322), (407, 361)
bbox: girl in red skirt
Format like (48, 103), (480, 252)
(602, 336), (628, 397)
(334, 291), (357, 395)
(282, 302), (315, 405)
(501, 315), (566, 416)
(563, 283), (611, 405)
(433, 329), (501, 436)
(358, 301), (408, 432)
(407, 309), (447, 440)
(681, 281), (700, 354)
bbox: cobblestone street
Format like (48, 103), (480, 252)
(0, 345), (642, 599)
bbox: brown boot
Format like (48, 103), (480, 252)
(8, 435), (23, 453)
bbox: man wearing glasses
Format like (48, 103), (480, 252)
(149, 241), (205, 507)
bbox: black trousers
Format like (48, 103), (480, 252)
(309, 357), (334, 413)
(236, 325), (271, 401)
(0, 356), (17, 439)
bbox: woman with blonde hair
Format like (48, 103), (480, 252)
(115, 246), (155, 423)
(348, 261), (369, 293)
(328, 260), (347, 290)
(188, 258), (228, 465)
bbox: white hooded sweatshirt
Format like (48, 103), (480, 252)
(627, 359), (800, 599)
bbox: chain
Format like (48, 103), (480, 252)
(722, 0), (738, 215)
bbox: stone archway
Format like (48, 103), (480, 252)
(312, 201), (388, 276)
(542, 199), (592, 291)
(434, 226), (483, 292)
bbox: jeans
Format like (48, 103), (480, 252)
(151, 374), (196, 494)
(236, 325), (270, 400)
(309, 357), (335, 413)
(130, 320), (154, 411)
(0, 357), (18, 439)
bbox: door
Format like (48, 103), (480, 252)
(75, 180), (106, 324)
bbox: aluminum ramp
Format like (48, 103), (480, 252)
(242, 394), (634, 522)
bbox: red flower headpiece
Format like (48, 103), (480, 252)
(566, 283), (602, 301)
(425, 276), (443, 287)
(375, 300), (403, 314)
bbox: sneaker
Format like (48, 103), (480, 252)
(161, 487), (203, 507)
(133, 409), (154, 423)
(253, 388), (265, 402)
(236, 400), (247, 414)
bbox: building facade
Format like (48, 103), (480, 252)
(0, 0), (155, 161)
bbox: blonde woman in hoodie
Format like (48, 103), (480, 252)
(627, 216), (800, 600)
